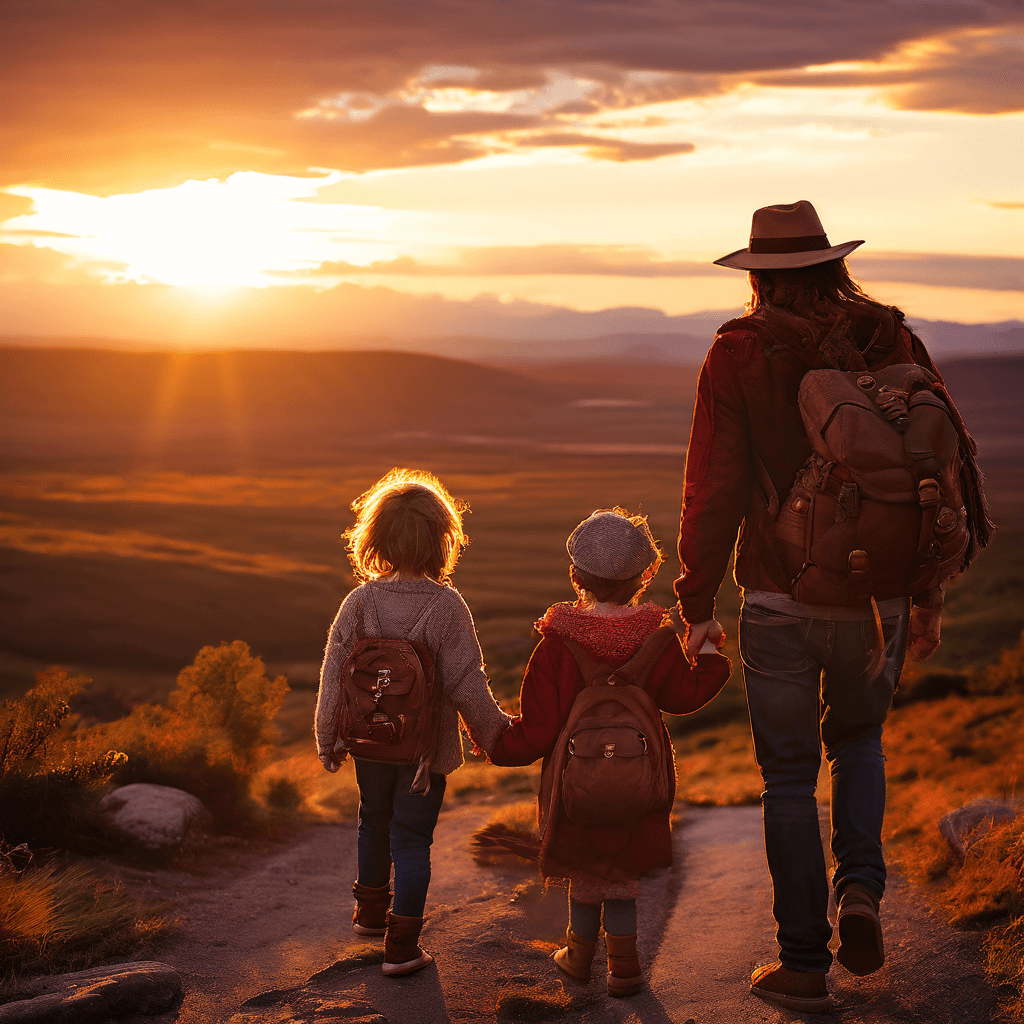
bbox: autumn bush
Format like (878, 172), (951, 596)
(0, 668), (127, 853)
(89, 641), (288, 830)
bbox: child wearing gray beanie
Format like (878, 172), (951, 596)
(490, 507), (730, 997)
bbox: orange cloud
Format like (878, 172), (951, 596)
(3, 1), (1019, 193)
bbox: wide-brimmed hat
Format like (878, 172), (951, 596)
(566, 510), (660, 581)
(714, 200), (864, 270)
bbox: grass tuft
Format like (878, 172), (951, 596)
(0, 859), (173, 982)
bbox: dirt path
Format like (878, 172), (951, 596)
(126, 802), (998, 1024)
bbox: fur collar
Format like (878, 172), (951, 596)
(535, 601), (665, 662)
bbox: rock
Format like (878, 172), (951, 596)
(99, 783), (212, 849)
(0, 962), (181, 1023)
(938, 797), (1018, 861)
(228, 989), (385, 1023)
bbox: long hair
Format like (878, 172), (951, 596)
(345, 468), (468, 584)
(746, 259), (899, 347)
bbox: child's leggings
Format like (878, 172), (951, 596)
(569, 896), (638, 939)
(354, 759), (446, 917)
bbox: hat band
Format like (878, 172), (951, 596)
(749, 233), (830, 254)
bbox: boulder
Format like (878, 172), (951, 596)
(938, 796), (1018, 861)
(0, 962), (181, 1023)
(99, 783), (212, 850)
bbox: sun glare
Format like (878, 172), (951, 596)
(0, 172), (414, 289)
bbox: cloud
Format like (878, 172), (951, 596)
(850, 252), (1024, 292)
(757, 27), (1024, 114)
(282, 245), (1024, 291)
(513, 133), (694, 161)
(3, 1), (1020, 191)
(984, 201), (1024, 210)
(287, 245), (729, 278)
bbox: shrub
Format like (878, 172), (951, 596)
(91, 642), (288, 830)
(0, 669), (126, 852)
(167, 641), (287, 773)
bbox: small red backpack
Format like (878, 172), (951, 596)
(335, 589), (444, 789)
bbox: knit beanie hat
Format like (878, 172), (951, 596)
(566, 509), (660, 581)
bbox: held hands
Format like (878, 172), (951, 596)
(907, 606), (942, 662)
(684, 618), (726, 661)
(667, 608), (726, 660)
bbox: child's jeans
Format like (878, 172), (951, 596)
(354, 759), (446, 917)
(569, 897), (637, 939)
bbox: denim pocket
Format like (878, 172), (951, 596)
(742, 602), (805, 628)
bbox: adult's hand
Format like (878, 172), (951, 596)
(907, 606), (941, 661)
(319, 752), (341, 773)
(685, 618), (726, 661)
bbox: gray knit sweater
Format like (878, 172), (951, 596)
(315, 577), (511, 775)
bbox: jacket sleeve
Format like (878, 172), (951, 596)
(648, 641), (731, 715)
(675, 332), (754, 624)
(430, 590), (511, 754)
(314, 592), (359, 758)
(488, 639), (567, 767)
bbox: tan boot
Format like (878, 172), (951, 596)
(352, 881), (390, 937)
(836, 882), (884, 976)
(605, 933), (643, 997)
(553, 927), (598, 982)
(382, 913), (433, 976)
(750, 961), (834, 1013)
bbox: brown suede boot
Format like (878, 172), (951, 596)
(382, 913), (433, 976)
(604, 933), (643, 997)
(836, 882), (884, 976)
(352, 881), (391, 937)
(553, 927), (598, 982)
(750, 961), (834, 1012)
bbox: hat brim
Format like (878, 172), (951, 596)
(713, 239), (864, 271)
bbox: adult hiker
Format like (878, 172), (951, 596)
(674, 200), (993, 1013)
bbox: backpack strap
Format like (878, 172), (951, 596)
(408, 587), (446, 636)
(362, 584), (445, 645)
(561, 626), (680, 693)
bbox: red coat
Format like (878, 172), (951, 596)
(674, 310), (944, 624)
(489, 602), (730, 878)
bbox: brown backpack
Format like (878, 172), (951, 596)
(336, 589), (444, 788)
(763, 363), (975, 605)
(545, 629), (677, 830)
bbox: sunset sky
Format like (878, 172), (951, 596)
(2, 1), (1021, 347)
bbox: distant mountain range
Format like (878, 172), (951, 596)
(2, 346), (1020, 470)
(2, 314), (1021, 365)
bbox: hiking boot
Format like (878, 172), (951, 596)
(836, 882), (884, 976)
(553, 927), (598, 982)
(750, 962), (833, 1013)
(605, 933), (643, 997)
(382, 913), (433, 976)
(352, 881), (390, 937)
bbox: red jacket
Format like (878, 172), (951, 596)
(674, 309), (944, 624)
(490, 602), (730, 878)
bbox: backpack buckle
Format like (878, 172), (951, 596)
(603, 743), (615, 758)
(918, 478), (940, 508)
(371, 668), (391, 705)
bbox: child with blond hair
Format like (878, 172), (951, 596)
(315, 468), (510, 976)
(489, 508), (730, 997)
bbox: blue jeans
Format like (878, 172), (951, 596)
(739, 596), (909, 973)
(354, 759), (447, 918)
